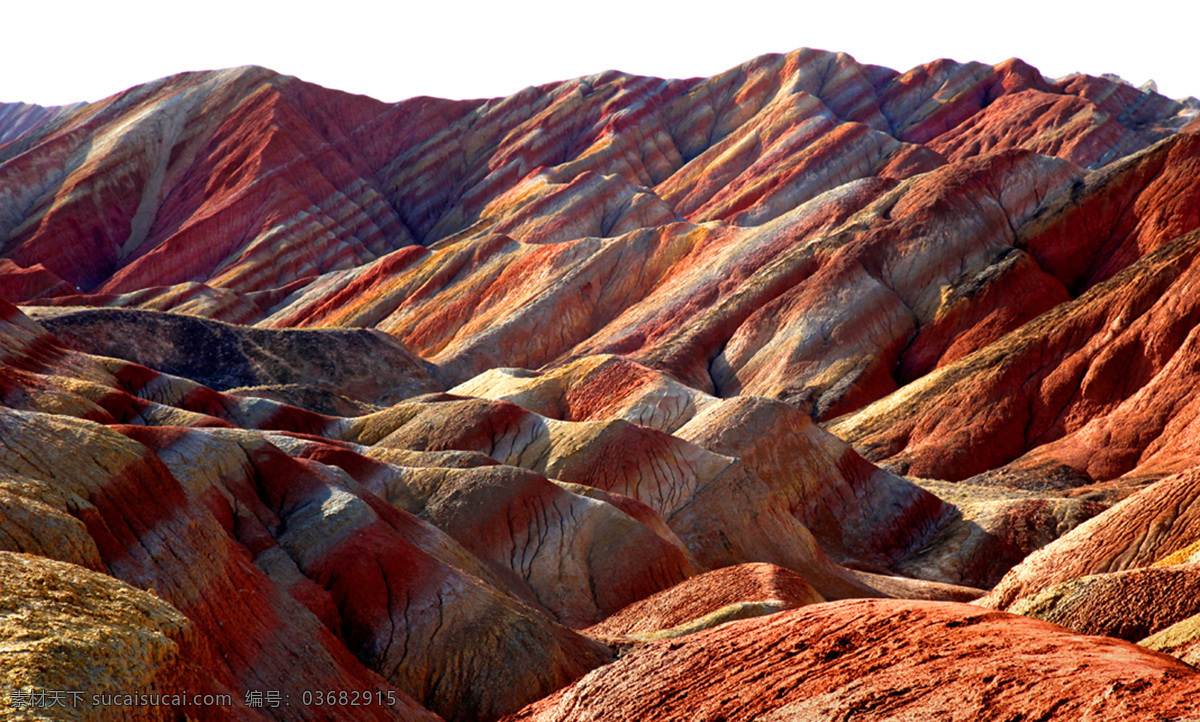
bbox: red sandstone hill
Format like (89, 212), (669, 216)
(3, 49), (1200, 720)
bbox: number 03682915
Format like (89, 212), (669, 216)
(301, 690), (397, 706)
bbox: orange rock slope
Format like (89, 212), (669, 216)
(3, 48), (1200, 720)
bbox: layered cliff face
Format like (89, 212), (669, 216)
(3, 49), (1200, 720)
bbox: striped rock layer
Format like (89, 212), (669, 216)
(3, 49), (1200, 719)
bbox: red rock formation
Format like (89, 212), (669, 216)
(4, 56), (1188, 477)
(293, 442), (697, 627)
(675, 395), (947, 568)
(3, 53), (1190, 365)
(1007, 564), (1200, 642)
(506, 599), (1200, 721)
(0, 258), (74, 301)
(0, 300), (625, 720)
(454, 358), (956, 577)
(126, 426), (611, 721)
(928, 89), (1156, 168)
(0, 410), (436, 720)
(981, 466), (1200, 610)
(584, 563), (823, 641)
(0, 100), (83, 146)
(3, 48), (1200, 720)
(343, 394), (885, 600)
(0, 68), (469, 297)
(832, 224), (1200, 485)
(895, 493), (1106, 588)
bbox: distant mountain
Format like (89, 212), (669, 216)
(0, 99), (85, 146)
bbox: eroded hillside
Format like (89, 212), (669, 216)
(3, 50), (1200, 720)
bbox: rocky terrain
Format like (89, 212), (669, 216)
(2, 48), (1199, 720)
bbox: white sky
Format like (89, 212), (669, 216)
(2, 1), (1197, 106)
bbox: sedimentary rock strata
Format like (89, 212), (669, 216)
(583, 563), (824, 642)
(980, 466), (1200, 611)
(506, 600), (1200, 721)
(1006, 564), (1200, 641)
(3, 48), (1199, 719)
